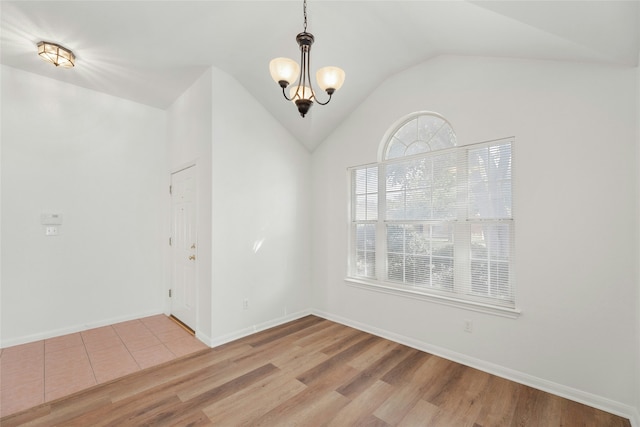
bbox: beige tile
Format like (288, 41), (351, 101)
(45, 345), (89, 373)
(139, 315), (193, 342)
(1, 355), (44, 387)
(45, 362), (96, 402)
(81, 326), (123, 353)
(45, 346), (94, 392)
(130, 344), (176, 370)
(0, 316), (209, 413)
(114, 320), (161, 348)
(153, 327), (193, 343)
(46, 361), (95, 390)
(140, 315), (179, 334)
(85, 341), (127, 365)
(45, 333), (83, 354)
(120, 333), (162, 353)
(0, 377), (44, 418)
(141, 314), (173, 326)
(88, 343), (140, 384)
(93, 363), (139, 384)
(113, 319), (143, 330)
(113, 320), (151, 338)
(164, 336), (208, 358)
(0, 341), (44, 365)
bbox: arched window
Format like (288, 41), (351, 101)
(349, 113), (516, 315)
(382, 112), (457, 160)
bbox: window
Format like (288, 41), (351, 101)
(349, 113), (516, 314)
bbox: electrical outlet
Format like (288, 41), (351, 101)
(243, 299), (249, 310)
(464, 319), (473, 333)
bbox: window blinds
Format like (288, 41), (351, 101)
(349, 138), (514, 308)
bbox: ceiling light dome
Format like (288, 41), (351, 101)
(37, 41), (75, 68)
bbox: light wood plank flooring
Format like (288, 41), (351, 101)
(0, 315), (631, 426)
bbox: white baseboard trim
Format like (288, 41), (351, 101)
(208, 309), (313, 348)
(195, 331), (213, 347)
(3, 307), (637, 425)
(310, 309), (638, 425)
(0, 309), (165, 348)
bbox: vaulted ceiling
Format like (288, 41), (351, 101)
(2, 1), (638, 151)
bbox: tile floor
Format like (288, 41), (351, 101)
(0, 315), (208, 418)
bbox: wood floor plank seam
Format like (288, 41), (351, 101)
(0, 316), (631, 427)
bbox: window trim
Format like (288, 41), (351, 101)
(344, 276), (521, 318)
(348, 127), (518, 317)
(376, 111), (456, 162)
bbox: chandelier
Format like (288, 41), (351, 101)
(269, 0), (345, 118)
(37, 41), (75, 68)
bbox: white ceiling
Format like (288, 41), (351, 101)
(2, 1), (638, 151)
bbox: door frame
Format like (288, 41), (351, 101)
(168, 161), (198, 332)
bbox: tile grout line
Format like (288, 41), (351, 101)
(141, 317), (179, 358)
(0, 317), (200, 418)
(79, 330), (99, 389)
(112, 322), (144, 372)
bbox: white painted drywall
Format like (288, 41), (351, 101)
(166, 67), (312, 344)
(210, 67), (312, 341)
(636, 57), (640, 425)
(311, 56), (638, 412)
(166, 69), (213, 343)
(1, 65), (167, 346)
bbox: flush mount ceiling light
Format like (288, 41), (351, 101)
(37, 41), (75, 68)
(269, 0), (345, 118)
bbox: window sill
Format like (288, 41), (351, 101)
(344, 277), (521, 319)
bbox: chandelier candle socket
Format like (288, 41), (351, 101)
(37, 41), (75, 68)
(269, 0), (345, 117)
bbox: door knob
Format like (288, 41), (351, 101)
(189, 255), (196, 261)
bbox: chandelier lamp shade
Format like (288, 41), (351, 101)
(37, 41), (75, 68)
(269, 0), (345, 117)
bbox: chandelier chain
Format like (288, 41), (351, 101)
(269, 0), (344, 117)
(303, 0), (308, 32)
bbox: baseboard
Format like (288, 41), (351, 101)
(310, 309), (638, 425)
(208, 308), (313, 348)
(4, 307), (637, 424)
(0, 309), (165, 348)
(195, 331), (213, 347)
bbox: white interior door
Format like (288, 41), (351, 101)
(170, 165), (197, 330)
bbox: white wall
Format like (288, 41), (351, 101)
(2, 53), (636, 419)
(312, 56), (638, 416)
(210, 67), (312, 343)
(166, 69), (213, 343)
(0, 63), (313, 350)
(1, 65), (167, 346)
(166, 67), (312, 345)
(636, 56), (640, 424)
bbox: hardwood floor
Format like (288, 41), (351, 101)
(1, 316), (630, 426)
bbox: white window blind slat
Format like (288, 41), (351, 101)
(352, 166), (378, 278)
(349, 126), (514, 310)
